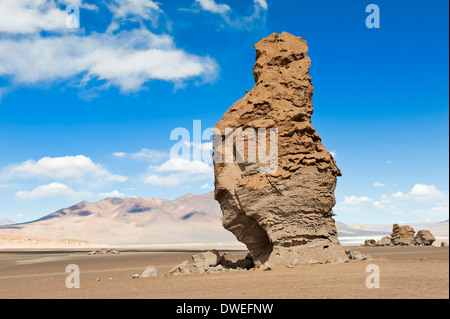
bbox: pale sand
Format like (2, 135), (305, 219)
(0, 246), (448, 299)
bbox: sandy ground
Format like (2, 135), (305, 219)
(0, 246), (448, 299)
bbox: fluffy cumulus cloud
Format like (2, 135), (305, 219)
(145, 158), (213, 186)
(0, 0), (218, 94)
(108, 0), (161, 21)
(0, 29), (217, 92)
(0, 0), (68, 34)
(0, 155), (127, 184)
(253, 0), (268, 10)
(14, 182), (87, 200)
(373, 182), (386, 187)
(336, 184), (449, 220)
(195, 0), (231, 14)
(99, 190), (130, 198)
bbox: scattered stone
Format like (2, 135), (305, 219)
(96, 278), (100, 282)
(208, 265), (224, 274)
(192, 250), (222, 273)
(414, 230), (436, 246)
(364, 239), (376, 247)
(169, 260), (192, 276)
(441, 242), (449, 248)
(346, 250), (367, 261)
(109, 248), (120, 255)
(259, 262), (272, 271)
(290, 259), (299, 267)
(419, 257), (427, 262)
(131, 274), (140, 279)
(213, 32), (348, 267)
(141, 266), (159, 278)
(87, 248), (120, 256)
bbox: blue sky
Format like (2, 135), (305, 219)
(0, 0), (448, 225)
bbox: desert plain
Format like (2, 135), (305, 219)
(0, 245), (448, 299)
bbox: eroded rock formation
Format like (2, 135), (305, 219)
(414, 230), (436, 246)
(391, 224), (416, 246)
(213, 32), (347, 266)
(365, 225), (437, 247)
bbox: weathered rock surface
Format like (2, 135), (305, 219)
(141, 266), (159, 278)
(168, 260), (191, 276)
(390, 224), (416, 246)
(213, 32), (347, 266)
(364, 239), (376, 247)
(166, 250), (256, 276)
(346, 250), (367, 261)
(377, 236), (392, 247)
(192, 250), (223, 273)
(414, 230), (436, 246)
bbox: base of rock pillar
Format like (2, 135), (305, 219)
(265, 241), (348, 266)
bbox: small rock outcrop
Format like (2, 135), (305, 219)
(364, 225), (437, 247)
(141, 266), (159, 278)
(213, 32), (347, 267)
(376, 236), (392, 247)
(364, 239), (376, 247)
(390, 224), (416, 246)
(414, 230), (436, 246)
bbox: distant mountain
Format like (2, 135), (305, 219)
(0, 219), (14, 226)
(0, 192), (236, 245)
(1, 192), (446, 246)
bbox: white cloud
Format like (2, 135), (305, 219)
(130, 149), (169, 162)
(191, 0), (268, 29)
(15, 183), (86, 200)
(0, 28), (218, 92)
(379, 184), (446, 204)
(254, 0), (268, 10)
(0, 155), (124, 184)
(113, 148), (169, 163)
(373, 182), (386, 187)
(0, 0), (98, 34)
(112, 152), (127, 158)
(200, 183), (214, 190)
(145, 174), (183, 186)
(106, 175), (129, 182)
(155, 158), (213, 174)
(108, 0), (161, 22)
(335, 184), (449, 221)
(341, 196), (373, 206)
(145, 158), (213, 187)
(374, 184), (449, 219)
(195, 0), (231, 14)
(99, 190), (130, 198)
(0, 0), (67, 34)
